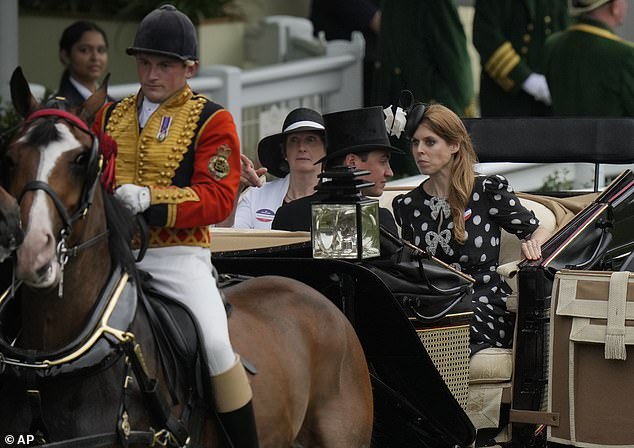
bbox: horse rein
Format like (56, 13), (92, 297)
(16, 109), (108, 297)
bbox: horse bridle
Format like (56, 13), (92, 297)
(17, 109), (108, 296)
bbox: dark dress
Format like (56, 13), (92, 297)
(393, 174), (539, 354)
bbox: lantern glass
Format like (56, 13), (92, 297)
(311, 200), (380, 260)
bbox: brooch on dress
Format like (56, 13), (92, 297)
(429, 197), (451, 220)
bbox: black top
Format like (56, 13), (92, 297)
(272, 192), (399, 236)
(52, 75), (114, 108)
(53, 76), (87, 108)
(393, 174), (539, 354)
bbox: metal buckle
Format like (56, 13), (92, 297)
(152, 429), (175, 447)
(152, 429), (190, 448)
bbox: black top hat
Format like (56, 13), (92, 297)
(318, 106), (403, 165)
(257, 108), (325, 178)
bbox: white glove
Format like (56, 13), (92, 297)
(114, 184), (151, 215)
(522, 73), (552, 105)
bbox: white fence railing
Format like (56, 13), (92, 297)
(107, 30), (364, 161)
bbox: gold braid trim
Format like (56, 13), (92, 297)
(106, 87), (206, 187)
(484, 41), (520, 91)
(568, 23), (633, 47)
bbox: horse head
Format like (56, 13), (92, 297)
(5, 67), (109, 290)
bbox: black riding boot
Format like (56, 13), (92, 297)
(217, 400), (259, 448)
(211, 356), (259, 448)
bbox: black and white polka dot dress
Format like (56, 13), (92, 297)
(393, 174), (539, 355)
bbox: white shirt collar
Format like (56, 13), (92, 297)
(69, 77), (93, 101)
(139, 98), (160, 128)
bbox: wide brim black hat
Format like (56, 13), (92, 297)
(257, 108), (325, 178)
(317, 106), (403, 165)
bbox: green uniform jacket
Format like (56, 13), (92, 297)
(473, 0), (569, 116)
(372, 0), (475, 117)
(543, 17), (634, 117)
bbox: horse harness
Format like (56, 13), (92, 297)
(0, 266), (199, 448)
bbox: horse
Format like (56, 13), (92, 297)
(0, 185), (22, 263)
(0, 67), (373, 447)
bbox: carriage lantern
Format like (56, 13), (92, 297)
(311, 166), (380, 260)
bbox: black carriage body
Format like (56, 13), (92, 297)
(214, 247), (476, 447)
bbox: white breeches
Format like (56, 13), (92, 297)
(135, 246), (236, 375)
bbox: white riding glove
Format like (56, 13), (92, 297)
(522, 73), (552, 105)
(114, 184), (151, 215)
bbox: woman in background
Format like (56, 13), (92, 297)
(54, 20), (110, 106)
(232, 108), (326, 229)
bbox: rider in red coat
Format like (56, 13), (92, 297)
(92, 5), (258, 447)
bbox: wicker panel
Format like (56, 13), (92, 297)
(417, 324), (470, 409)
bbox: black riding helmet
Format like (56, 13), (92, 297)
(126, 4), (198, 61)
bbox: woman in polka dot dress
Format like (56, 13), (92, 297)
(392, 103), (551, 355)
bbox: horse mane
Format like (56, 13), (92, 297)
(102, 191), (138, 281)
(24, 118), (61, 147)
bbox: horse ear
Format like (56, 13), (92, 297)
(10, 67), (39, 118)
(78, 73), (110, 126)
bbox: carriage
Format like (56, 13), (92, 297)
(210, 116), (634, 448)
(2, 65), (634, 447)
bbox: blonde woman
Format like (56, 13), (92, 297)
(392, 103), (551, 355)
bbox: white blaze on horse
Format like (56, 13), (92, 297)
(0, 67), (373, 447)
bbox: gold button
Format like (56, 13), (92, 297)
(164, 162), (170, 167)
(138, 170), (144, 175)
(139, 152), (145, 159)
(521, 46), (528, 54)
(527, 23), (534, 32)
(523, 34), (531, 43)
(137, 177), (143, 183)
(178, 193), (184, 199)
(394, 67), (401, 75)
(139, 161), (144, 167)
(156, 194), (162, 200)
(168, 155), (173, 160)
(544, 16), (551, 24)
(161, 171), (166, 176)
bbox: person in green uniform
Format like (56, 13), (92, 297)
(473, 0), (569, 116)
(543, 0), (634, 116)
(372, 0), (475, 176)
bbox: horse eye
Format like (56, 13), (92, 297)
(74, 151), (90, 165)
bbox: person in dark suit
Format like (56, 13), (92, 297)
(53, 21), (110, 107)
(543, 0), (634, 116)
(310, 0), (380, 107)
(272, 106), (401, 234)
(371, 0), (475, 177)
(473, 0), (569, 116)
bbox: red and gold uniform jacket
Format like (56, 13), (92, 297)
(93, 85), (240, 249)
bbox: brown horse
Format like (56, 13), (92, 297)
(0, 184), (22, 263)
(0, 67), (373, 447)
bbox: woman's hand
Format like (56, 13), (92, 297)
(240, 153), (267, 188)
(520, 225), (552, 260)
